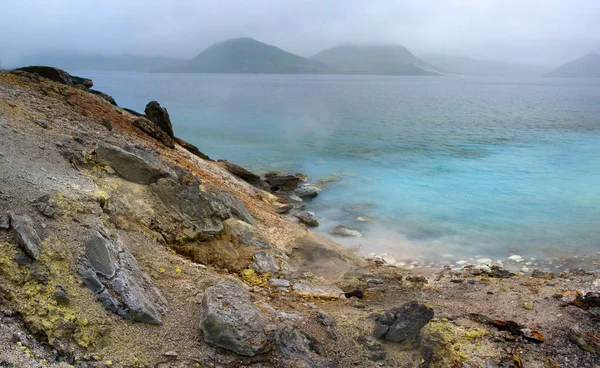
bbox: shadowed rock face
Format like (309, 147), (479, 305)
(95, 142), (172, 184)
(132, 117), (175, 148)
(144, 101), (174, 140)
(80, 230), (168, 325)
(199, 278), (270, 356)
(373, 301), (434, 346)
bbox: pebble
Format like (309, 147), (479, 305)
(366, 278), (383, 284)
(163, 351), (178, 357)
(0, 152), (3, 156)
(35, 121), (48, 129)
(38, 144), (45, 150)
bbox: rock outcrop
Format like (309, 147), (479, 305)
(199, 278), (270, 356)
(294, 211), (319, 227)
(373, 301), (433, 347)
(15, 66), (93, 88)
(265, 174), (300, 191)
(95, 142), (172, 184)
(8, 213), (42, 260)
(144, 101), (175, 140)
(80, 229), (168, 324)
(132, 117), (175, 148)
(174, 137), (211, 160)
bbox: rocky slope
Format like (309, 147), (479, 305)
(0, 67), (599, 367)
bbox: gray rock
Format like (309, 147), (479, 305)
(273, 203), (294, 214)
(144, 101), (174, 140)
(366, 278), (383, 284)
(132, 117), (175, 148)
(81, 230), (168, 325)
(316, 312), (337, 340)
(210, 189), (257, 227)
(95, 142), (170, 184)
(0, 214), (10, 229)
(294, 183), (321, 198)
(151, 178), (230, 240)
(9, 213), (42, 260)
(373, 301), (434, 346)
(329, 225), (362, 238)
(269, 278), (291, 288)
(33, 194), (59, 218)
(224, 218), (268, 248)
(250, 251), (280, 274)
(199, 278), (270, 356)
(276, 324), (326, 367)
(219, 160), (260, 181)
(265, 175), (300, 191)
(294, 211), (319, 227)
(53, 286), (70, 306)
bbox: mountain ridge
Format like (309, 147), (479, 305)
(545, 53), (600, 78)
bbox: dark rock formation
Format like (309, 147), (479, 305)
(33, 194), (59, 218)
(276, 324), (328, 367)
(373, 301), (434, 347)
(265, 175), (300, 191)
(208, 188), (257, 227)
(219, 160), (259, 181)
(95, 142), (172, 184)
(8, 213), (42, 260)
(15, 66), (92, 88)
(294, 211), (319, 227)
(80, 229), (168, 324)
(89, 89), (117, 106)
(150, 178), (231, 240)
(199, 278), (270, 356)
(132, 117), (175, 148)
(174, 137), (211, 160)
(144, 101), (174, 140)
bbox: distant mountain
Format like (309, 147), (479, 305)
(545, 53), (600, 78)
(8, 52), (186, 72)
(311, 43), (445, 76)
(422, 54), (548, 77)
(166, 37), (331, 74)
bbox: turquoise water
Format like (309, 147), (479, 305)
(86, 72), (600, 264)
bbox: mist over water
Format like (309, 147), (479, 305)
(87, 71), (600, 264)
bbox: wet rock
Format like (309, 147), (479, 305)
(33, 193), (59, 218)
(15, 66), (93, 88)
(209, 188), (257, 226)
(132, 116), (175, 148)
(144, 101), (174, 140)
(174, 137), (211, 160)
(316, 312), (337, 340)
(373, 301), (434, 346)
(329, 225), (362, 238)
(89, 89), (117, 106)
(294, 211), (319, 227)
(250, 251), (280, 274)
(82, 229), (168, 324)
(224, 218), (268, 248)
(95, 142), (171, 184)
(294, 183), (321, 198)
(0, 214), (10, 229)
(199, 278), (270, 356)
(265, 175), (300, 191)
(151, 178), (231, 240)
(276, 324), (326, 367)
(9, 213), (42, 260)
(53, 286), (70, 306)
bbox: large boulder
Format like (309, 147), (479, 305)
(8, 213), (42, 260)
(373, 301), (434, 347)
(80, 230), (168, 324)
(144, 101), (174, 140)
(15, 66), (92, 88)
(132, 117), (175, 148)
(95, 142), (172, 184)
(150, 178), (230, 240)
(265, 175), (300, 191)
(199, 278), (270, 356)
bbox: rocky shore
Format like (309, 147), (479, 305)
(0, 66), (599, 367)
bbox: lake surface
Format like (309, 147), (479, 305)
(85, 71), (600, 267)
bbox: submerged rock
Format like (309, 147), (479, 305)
(373, 301), (434, 346)
(295, 211), (319, 227)
(330, 225), (362, 238)
(9, 213), (42, 260)
(95, 142), (171, 184)
(132, 116), (175, 148)
(81, 229), (168, 324)
(294, 183), (321, 198)
(199, 278), (270, 356)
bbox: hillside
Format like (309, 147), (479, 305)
(422, 54), (548, 77)
(167, 37), (331, 74)
(312, 44), (445, 75)
(546, 53), (600, 78)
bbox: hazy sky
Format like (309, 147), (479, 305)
(1, 0), (599, 66)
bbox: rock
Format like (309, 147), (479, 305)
(0, 214), (10, 229)
(329, 225), (362, 238)
(163, 351), (178, 357)
(292, 279), (344, 299)
(250, 251), (280, 274)
(273, 202), (294, 214)
(569, 326), (600, 354)
(95, 142), (171, 184)
(366, 278), (383, 284)
(276, 324), (326, 367)
(531, 269), (555, 280)
(151, 178), (230, 240)
(488, 265), (514, 278)
(33, 193), (59, 218)
(35, 120), (48, 129)
(218, 160), (270, 190)
(269, 278), (291, 288)
(584, 292), (600, 307)
(174, 137), (210, 160)
(15, 66), (93, 88)
(209, 189), (257, 227)
(199, 278), (270, 356)
(316, 312), (337, 340)
(132, 116), (175, 148)
(373, 301), (434, 346)
(9, 213), (42, 260)
(89, 89), (117, 106)
(224, 218), (268, 248)
(82, 229), (168, 325)
(294, 211), (319, 227)
(102, 119), (113, 131)
(265, 175), (300, 191)
(294, 183), (321, 198)
(53, 286), (70, 306)
(144, 101), (174, 140)
(344, 289), (364, 299)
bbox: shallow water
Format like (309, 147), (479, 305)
(85, 71), (600, 265)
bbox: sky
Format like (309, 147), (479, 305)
(1, 0), (599, 67)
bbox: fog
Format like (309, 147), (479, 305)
(1, 0), (599, 67)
